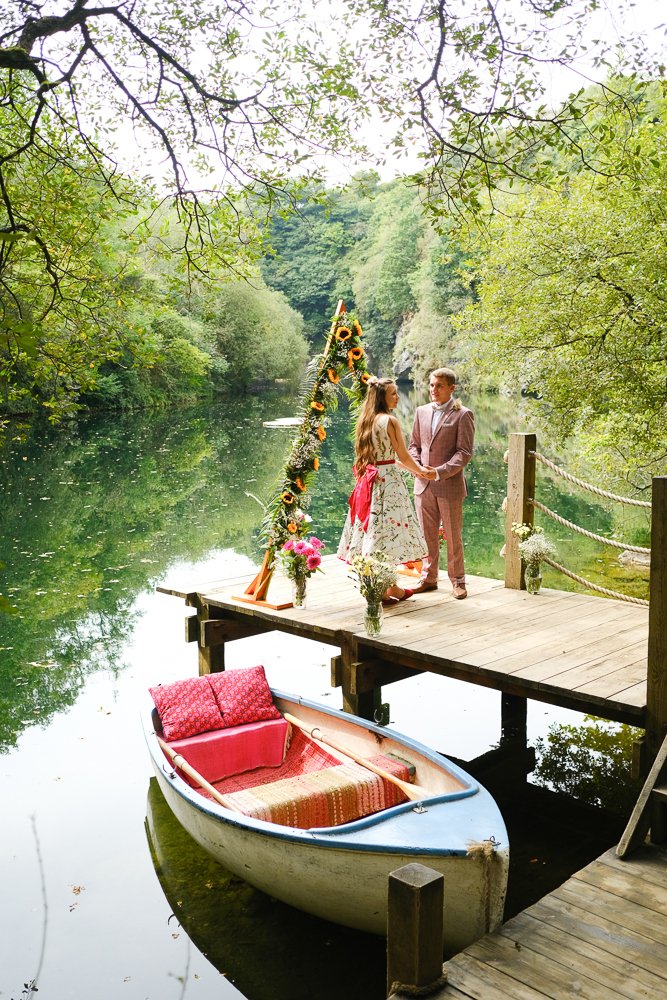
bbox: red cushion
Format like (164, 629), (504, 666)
(150, 676), (224, 741)
(207, 665), (281, 728)
(168, 718), (289, 783)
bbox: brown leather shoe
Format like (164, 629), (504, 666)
(412, 580), (438, 594)
(452, 585), (467, 600)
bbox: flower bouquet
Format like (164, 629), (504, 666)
(279, 535), (324, 607)
(349, 553), (397, 636)
(511, 523), (556, 594)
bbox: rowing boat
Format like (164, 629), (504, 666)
(144, 668), (509, 955)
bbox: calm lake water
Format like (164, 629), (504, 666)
(0, 387), (650, 999)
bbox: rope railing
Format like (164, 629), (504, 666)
(531, 452), (652, 508)
(543, 558), (650, 607)
(531, 499), (651, 555)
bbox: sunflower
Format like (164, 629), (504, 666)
(281, 491), (295, 505)
(335, 326), (352, 342)
(327, 368), (340, 383)
(316, 425), (326, 442)
(353, 319), (363, 337)
(310, 400), (325, 412)
(294, 476), (306, 492)
(360, 372), (372, 385)
(313, 457), (320, 471)
(348, 346), (363, 361)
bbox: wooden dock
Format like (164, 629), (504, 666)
(423, 842), (667, 1000)
(158, 553), (649, 728)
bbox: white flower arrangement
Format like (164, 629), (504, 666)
(517, 531), (556, 570)
(350, 553), (397, 604)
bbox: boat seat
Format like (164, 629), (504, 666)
(220, 758), (410, 829)
(168, 717), (289, 785)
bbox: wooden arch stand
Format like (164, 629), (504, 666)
(234, 300), (348, 610)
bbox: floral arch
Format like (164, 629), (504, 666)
(243, 300), (371, 603)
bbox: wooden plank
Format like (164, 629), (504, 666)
(443, 951), (547, 999)
(528, 893), (667, 980)
(465, 931), (630, 999)
(552, 878), (667, 945)
(496, 910), (667, 999)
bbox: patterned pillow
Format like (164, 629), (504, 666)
(207, 665), (281, 729)
(150, 676), (225, 741)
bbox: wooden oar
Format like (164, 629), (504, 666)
(283, 712), (430, 803)
(157, 736), (233, 810)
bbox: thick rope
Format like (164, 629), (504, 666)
(530, 499), (651, 554)
(388, 971), (448, 997)
(531, 452), (652, 508)
(543, 558), (650, 606)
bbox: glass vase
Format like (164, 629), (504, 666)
(364, 600), (383, 637)
(292, 575), (307, 609)
(524, 565), (542, 595)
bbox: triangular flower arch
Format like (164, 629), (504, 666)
(242, 300), (371, 605)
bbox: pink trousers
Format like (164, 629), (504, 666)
(415, 490), (465, 587)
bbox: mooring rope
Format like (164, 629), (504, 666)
(531, 452), (652, 508)
(530, 499), (651, 554)
(542, 558), (650, 606)
(388, 970), (448, 997)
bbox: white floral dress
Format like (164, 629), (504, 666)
(337, 413), (427, 564)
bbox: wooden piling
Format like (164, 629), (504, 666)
(646, 475), (667, 766)
(504, 432), (536, 590)
(387, 863), (445, 998)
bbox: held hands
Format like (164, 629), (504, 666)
(417, 465), (437, 481)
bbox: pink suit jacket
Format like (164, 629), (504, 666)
(408, 403), (475, 500)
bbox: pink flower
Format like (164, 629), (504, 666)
(310, 537), (325, 550)
(282, 539), (295, 551)
(307, 554), (321, 571)
(294, 540), (308, 554)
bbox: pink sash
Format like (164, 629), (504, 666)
(348, 460), (395, 530)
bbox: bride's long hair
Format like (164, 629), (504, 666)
(354, 377), (395, 475)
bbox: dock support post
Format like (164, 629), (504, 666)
(505, 432), (536, 590)
(501, 693), (527, 745)
(647, 475), (667, 769)
(196, 604), (225, 674)
(340, 633), (381, 720)
(387, 863), (445, 998)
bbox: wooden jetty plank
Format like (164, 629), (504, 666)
(529, 630), (649, 689)
(551, 878), (667, 945)
(574, 857), (667, 915)
(527, 895), (667, 983)
(440, 952), (548, 999)
(468, 606), (645, 674)
(432, 845), (667, 1000)
(495, 910), (667, 999)
(464, 931), (630, 999)
(572, 652), (649, 697)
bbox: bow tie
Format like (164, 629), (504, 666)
(432, 402), (449, 412)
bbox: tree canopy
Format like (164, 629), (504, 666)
(455, 85), (667, 490)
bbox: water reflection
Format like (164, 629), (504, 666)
(0, 389), (649, 753)
(145, 777), (386, 1000)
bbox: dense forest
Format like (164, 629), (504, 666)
(0, 0), (664, 492)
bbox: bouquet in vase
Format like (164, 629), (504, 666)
(279, 536), (324, 606)
(350, 553), (397, 605)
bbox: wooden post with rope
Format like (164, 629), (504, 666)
(646, 475), (667, 767)
(235, 300), (348, 609)
(504, 432), (536, 590)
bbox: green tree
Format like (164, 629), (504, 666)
(455, 90), (667, 490)
(213, 279), (309, 389)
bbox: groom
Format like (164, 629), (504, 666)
(408, 367), (475, 599)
